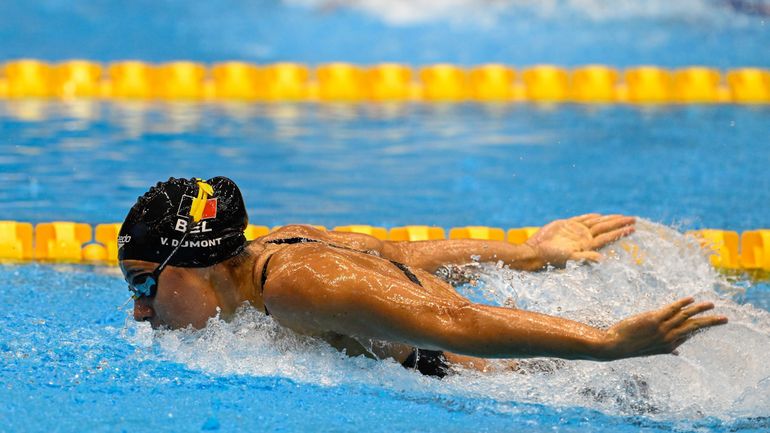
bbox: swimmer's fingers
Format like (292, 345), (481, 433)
(588, 216), (636, 237)
(604, 298), (725, 360)
(662, 315), (728, 354)
(582, 214), (625, 228)
(570, 251), (603, 262)
(590, 226), (636, 250)
(662, 301), (715, 331)
(658, 297), (696, 320)
(672, 315), (729, 337)
(571, 213), (602, 223)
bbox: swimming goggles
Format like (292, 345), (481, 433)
(127, 225), (192, 299)
(127, 179), (213, 300)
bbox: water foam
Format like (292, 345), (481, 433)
(124, 220), (770, 421)
(284, 0), (748, 25)
(453, 221), (770, 420)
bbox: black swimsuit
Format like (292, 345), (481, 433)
(260, 237), (449, 378)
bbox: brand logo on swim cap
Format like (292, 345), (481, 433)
(177, 195), (218, 220)
(117, 235), (131, 247)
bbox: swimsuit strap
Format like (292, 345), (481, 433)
(265, 237), (317, 245)
(388, 260), (422, 287)
(260, 254), (274, 316)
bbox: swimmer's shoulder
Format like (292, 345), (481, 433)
(253, 224), (329, 245)
(254, 224), (384, 252)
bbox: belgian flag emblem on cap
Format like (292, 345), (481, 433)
(177, 195), (218, 220)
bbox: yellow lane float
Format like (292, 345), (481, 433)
(0, 59), (767, 104)
(419, 64), (468, 102)
(107, 61), (154, 98)
(34, 222), (92, 262)
(0, 220), (767, 274)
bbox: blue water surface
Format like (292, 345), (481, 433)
(1, 101), (769, 231)
(0, 0), (769, 66)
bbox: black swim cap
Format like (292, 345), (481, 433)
(118, 176), (248, 267)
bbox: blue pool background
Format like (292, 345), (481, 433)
(1, 101), (769, 232)
(2, 0), (770, 67)
(2, 1), (770, 432)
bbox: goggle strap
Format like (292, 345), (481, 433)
(155, 222), (192, 275)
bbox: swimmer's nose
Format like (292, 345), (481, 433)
(133, 298), (155, 322)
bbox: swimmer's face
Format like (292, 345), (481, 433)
(120, 259), (221, 330)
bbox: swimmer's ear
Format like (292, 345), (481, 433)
(571, 251), (603, 262)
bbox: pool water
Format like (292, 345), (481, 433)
(1, 101), (769, 433)
(2, 0), (770, 66)
(2, 101), (769, 231)
(2, 0), (770, 432)
(1, 221), (769, 432)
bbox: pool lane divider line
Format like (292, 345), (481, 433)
(0, 221), (768, 273)
(1, 60), (769, 104)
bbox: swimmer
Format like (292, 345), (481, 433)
(119, 177), (728, 377)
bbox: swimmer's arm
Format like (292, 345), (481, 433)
(383, 238), (545, 272)
(315, 226), (546, 273)
(321, 228), (543, 272)
(378, 214), (637, 273)
(298, 214), (634, 272)
(263, 249), (726, 361)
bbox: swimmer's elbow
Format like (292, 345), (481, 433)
(423, 302), (484, 354)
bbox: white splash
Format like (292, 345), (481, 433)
(125, 220), (770, 420)
(453, 220), (770, 420)
(283, 0), (736, 25)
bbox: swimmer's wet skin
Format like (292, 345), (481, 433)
(119, 177), (728, 376)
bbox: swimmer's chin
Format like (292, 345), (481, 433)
(145, 317), (212, 331)
(143, 308), (229, 330)
(143, 318), (164, 330)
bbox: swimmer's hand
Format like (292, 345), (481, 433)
(526, 213), (635, 267)
(600, 297), (728, 360)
